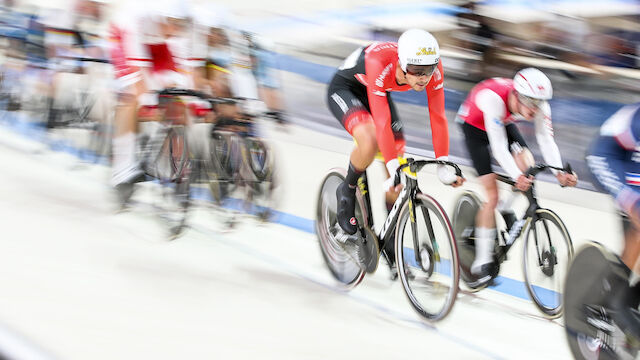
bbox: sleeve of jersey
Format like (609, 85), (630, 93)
(534, 102), (563, 172)
(478, 89), (523, 180)
(426, 62), (449, 158)
(588, 135), (640, 214)
(365, 57), (396, 163)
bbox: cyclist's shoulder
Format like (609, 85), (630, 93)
(364, 41), (397, 61)
(478, 77), (513, 91)
(605, 103), (640, 149)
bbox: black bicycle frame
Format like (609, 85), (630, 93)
(493, 173), (550, 267)
(356, 166), (437, 266)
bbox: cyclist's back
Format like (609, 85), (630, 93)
(458, 77), (515, 131)
(588, 103), (640, 206)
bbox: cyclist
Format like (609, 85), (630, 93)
(42, 0), (111, 127)
(328, 29), (464, 265)
(455, 68), (578, 286)
(586, 102), (640, 339)
(108, 0), (204, 204)
(246, 32), (288, 126)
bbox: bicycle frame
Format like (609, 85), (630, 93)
(493, 173), (554, 268)
(356, 163), (440, 266)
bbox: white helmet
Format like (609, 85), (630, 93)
(397, 29), (440, 72)
(513, 68), (552, 100)
(153, 0), (191, 20)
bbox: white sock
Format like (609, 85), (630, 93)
(471, 227), (496, 273)
(111, 132), (138, 185)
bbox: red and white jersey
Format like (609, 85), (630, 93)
(457, 77), (562, 179)
(457, 78), (516, 131)
(336, 41), (449, 163)
(108, 1), (204, 88)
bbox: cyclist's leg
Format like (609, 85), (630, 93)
(461, 122), (497, 279)
(327, 78), (376, 234)
(110, 24), (148, 189)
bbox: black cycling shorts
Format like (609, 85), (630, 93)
(327, 73), (404, 142)
(461, 121), (528, 176)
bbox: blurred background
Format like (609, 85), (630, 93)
(0, 1), (638, 359)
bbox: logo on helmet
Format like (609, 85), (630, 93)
(416, 47), (436, 56)
(349, 217), (357, 226)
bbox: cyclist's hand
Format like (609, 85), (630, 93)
(382, 176), (403, 193)
(557, 171), (578, 187)
(437, 163), (457, 185)
(450, 176), (465, 188)
(515, 174), (533, 191)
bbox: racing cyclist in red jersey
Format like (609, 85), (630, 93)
(456, 68), (578, 286)
(327, 29), (464, 264)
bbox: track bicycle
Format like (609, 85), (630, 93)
(316, 157), (463, 322)
(564, 239), (640, 360)
(46, 57), (114, 162)
(200, 105), (278, 227)
(452, 163), (574, 318)
(131, 88), (211, 238)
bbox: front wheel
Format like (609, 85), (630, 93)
(396, 193), (460, 322)
(522, 208), (573, 318)
(564, 242), (638, 360)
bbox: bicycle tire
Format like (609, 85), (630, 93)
(210, 130), (241, 197)
(522, 208), (574, 318)
(564, 242), (636, 360)
(242, 137), (277, 221)
(315, 168), (366, 289)
(153, 126), (191, 238)
(396, 193), (460, 322)
(451, 191), (486, 288)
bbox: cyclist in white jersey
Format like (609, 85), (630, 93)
(456, 68), (578, 285)
(108, 0), (203, 202)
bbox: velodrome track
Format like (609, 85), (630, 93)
(0, 110), (625, 359)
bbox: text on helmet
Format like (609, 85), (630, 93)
(416, 47), (436, 56)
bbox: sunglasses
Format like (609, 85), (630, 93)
(405, 64), (437, 77)
(517, 93), (544, 109)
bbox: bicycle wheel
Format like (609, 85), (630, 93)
(243, 136), (277, 221)
(153, 126), (191, 238)
(315, 169), (366, 289)
(396, 193), (459, 322)
(522, 208), (573, 318)
(452, 191), (484, 288)
(564, 242), (637, 360)
(210, 130), (241, 198)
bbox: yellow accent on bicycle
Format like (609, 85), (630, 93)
(399, 157), (417, 178)
(207, 64), (232, 74)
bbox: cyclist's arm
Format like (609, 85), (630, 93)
(478, 89), (523, 180)
(588, 105), (640, 215)
(426, 62), (449, 159)
(534, 102), (563, 172)
(365, 58), (396, 163)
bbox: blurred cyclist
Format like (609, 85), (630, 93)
(587, 103), (640, 339)
(328, 29), (464, 264)
(108, 0), (201, 203)
(455, 68), (578, 286)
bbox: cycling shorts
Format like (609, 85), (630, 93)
(461, 121), (528, 176)
(327, 73), (405, 153)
